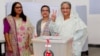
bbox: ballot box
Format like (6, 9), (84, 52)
(32, 36), (72, 56)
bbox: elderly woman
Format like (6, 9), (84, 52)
(49, 1), (87, 56)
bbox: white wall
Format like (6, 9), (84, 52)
(0, 0), (6, 40)
(0, 0), (8, 54)
(88, 14), (100, 44)
(86, 0), (100, 44)
(6, 0), (33, 2)
(0, 0), (100, 44)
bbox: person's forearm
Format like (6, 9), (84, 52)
(49, 21), (59, 36)
(27, 34), (30, 46)
(25, 35), (30, 49)
(4, 33), (12, 47)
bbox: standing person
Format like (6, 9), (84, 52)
(49, 1), (87, 56)
(36, 5), (51, 37)
(3, 2), (34, 56)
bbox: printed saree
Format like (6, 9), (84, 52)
(4, 15), (34, 56)
(36, 19), (51, 36)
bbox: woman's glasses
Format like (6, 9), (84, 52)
(15, 6), (22, 9)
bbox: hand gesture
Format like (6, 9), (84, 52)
(51, 10), (57, 22)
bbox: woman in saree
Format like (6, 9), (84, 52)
(3, 2), (34, 56)
(49, 1), (87, 56)
(36, 5), (51, 37)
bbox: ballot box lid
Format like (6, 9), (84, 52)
(32, 36), (72, 44)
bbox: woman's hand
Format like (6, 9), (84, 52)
(7, 45), (13, 52)
(25, 41), (29, 49)
(33, 33), (37, 38)
(51, 10), (57, 22)
(4, 33), (13, 52)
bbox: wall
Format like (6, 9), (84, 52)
(87, 0), (100, 44)
(0, 0), (6, 41)
(6, 0), (33, 2)
(0, 0), (100, 44)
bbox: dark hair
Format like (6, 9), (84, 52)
(61, 1), (71, 9)
(10, 2), (26, 21)
(41, 5), (50, 13)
